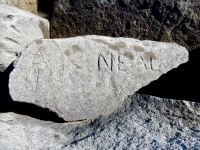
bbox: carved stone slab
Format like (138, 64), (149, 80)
(9, 35), (188, 121)
(0, 4), (49, 72)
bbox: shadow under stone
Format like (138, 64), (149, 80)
(0, 101), (66, 123)
(137, 48), (200, 102)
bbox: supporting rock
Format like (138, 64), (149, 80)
(0, 94), (200, 149)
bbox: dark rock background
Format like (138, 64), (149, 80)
(51, 0), (200, 51)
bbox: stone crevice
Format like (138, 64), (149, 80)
(37, 0), (55, 21)
(137, 48), (200, 102)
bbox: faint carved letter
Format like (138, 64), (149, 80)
(98, 53), (113, 71)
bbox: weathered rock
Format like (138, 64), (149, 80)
(0, 4), (50, 72)
(9, 35), (188, 121)
(0, 0), (38, 14)
(0, 94), (200, 149)
(51, 0), (200, 51)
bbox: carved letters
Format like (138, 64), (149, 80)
(98, 53), (126, 72)
(98, 52), (157, 72)
(98, 54), (111, 71)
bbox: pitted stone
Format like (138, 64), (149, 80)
(9, 35), (188, 121)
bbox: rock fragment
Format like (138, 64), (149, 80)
(9, 35), (188, 121)
(0, 4), (49, 72)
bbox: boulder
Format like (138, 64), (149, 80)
(0, 0), (37, 14)
(0, 4), (49, 72)
(9, 35), (188, 121)
(51, 0), (200, 51)
(0, 94), (200, 149)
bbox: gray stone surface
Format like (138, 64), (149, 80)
(0, 94), (200, 149)
(0, 112), (90, 150)
(0, 0), (38, 14)
(9, 35), (188, 121)
(0, 4), (49, 72)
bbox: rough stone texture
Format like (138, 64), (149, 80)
(51, 0), (200, 51)
(9, 35), (188, 121)
(0, 94), (200, 149)
(0, 4), (50, 72)
(0, 0), (38, 14)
